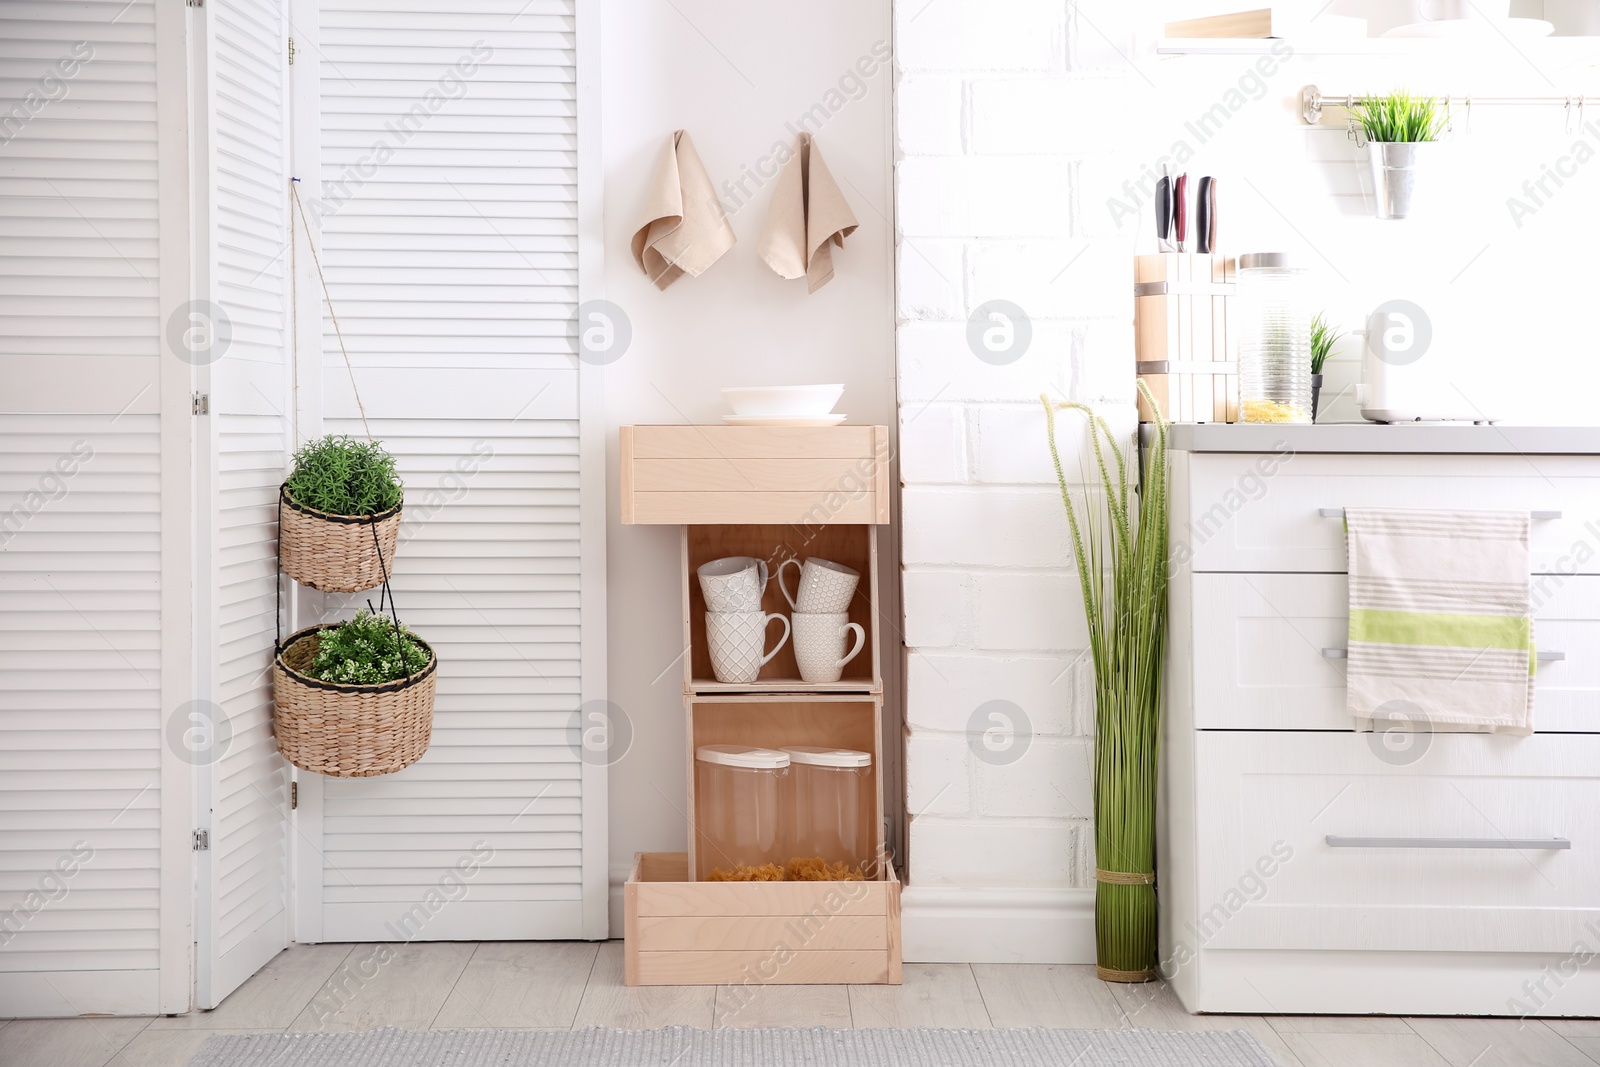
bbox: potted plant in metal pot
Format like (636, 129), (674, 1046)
(1357, 90), (1447, 220)
(1310, 312), (1342, 422)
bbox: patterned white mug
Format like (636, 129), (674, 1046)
(778, 557), (860, 614)
(698, 556), (769, 614)
(792, 611), (866, 684)
(705, 611), (790, 684)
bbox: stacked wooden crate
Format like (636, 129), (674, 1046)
(617, 425), (901, 986)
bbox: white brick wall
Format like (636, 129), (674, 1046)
(894, 0), (1144, 898)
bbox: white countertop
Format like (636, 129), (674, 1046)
(1159, 423), (1600, 455)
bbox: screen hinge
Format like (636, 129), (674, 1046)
(291, 782), (298, 810)
(192, 828), (210, 851)
(288, 37), (295, 65)
(192, 392), (209, 416)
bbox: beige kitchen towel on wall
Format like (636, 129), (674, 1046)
(758, 132), (858, 293)
(631, 130), (736, 290)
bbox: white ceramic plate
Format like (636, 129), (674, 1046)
(721, 384), (844, 417)
(722, 414), (848, 427)
(1383, 17), (1552, 37)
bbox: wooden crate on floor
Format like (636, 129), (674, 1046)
(623, 852), (902, 986)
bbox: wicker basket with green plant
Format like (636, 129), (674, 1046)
(273, 609), (438, 778)
(279, 434), (405, 593)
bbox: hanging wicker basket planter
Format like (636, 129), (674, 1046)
(272, 623), (438, 778)
(278, 486), (402, 593)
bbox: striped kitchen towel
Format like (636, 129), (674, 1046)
(1346, 507), (1535, 735)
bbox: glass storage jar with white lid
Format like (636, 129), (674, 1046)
(693, 745), (789, 880)
(781, 746), (873, 877)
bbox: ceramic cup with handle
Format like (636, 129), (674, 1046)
(705, 610), (790, 684)
(698, 556), (769, 614)
(791, 611), (866, 684)
(778, 557), (860, 614)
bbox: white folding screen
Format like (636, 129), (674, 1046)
(0, 0), (604, 1017)
(192, 0), (295, 1009)
(291, 0), (606, 943)
(0, 0), (193, 1016)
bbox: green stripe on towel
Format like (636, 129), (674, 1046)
(1348, 608), (1531, 651)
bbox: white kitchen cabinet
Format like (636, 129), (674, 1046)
(1161, 425), (1600, 1016)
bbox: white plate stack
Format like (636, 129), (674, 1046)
(721, 385), (846, 427)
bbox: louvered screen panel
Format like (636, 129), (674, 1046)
(0, 0), (166, 1016)
(197, 0), (293, 1007)
(0, 416), (163, 1014)
(313, 0), (585, 940)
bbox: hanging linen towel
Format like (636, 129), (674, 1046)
(1345, 507), (1535, 735)
(631, 130), (736, 290)
(757, 132), (858, 293)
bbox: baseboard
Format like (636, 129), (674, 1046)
(608, 861), (632, 939)
(902, 885), (1097, 964)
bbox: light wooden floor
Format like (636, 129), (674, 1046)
(3, 942), (1598, 1067)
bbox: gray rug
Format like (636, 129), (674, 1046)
(188, 1025), (1281, 1066)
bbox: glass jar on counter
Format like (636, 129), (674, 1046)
(1237, 253), (1312, 424)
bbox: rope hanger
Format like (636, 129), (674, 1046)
(279, 179), (406, 677)
(290, 178), (373, 442)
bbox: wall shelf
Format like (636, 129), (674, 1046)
(1155, 35), (1600, 56)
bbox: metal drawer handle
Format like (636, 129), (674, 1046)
(1326, 835), (1571, 850)
(1320, 508), (1561, 520)
(1323, 647), (1564, 662)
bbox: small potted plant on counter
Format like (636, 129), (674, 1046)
(1310, 312), (1342, 422)
(279, 434), (404, 593)
(1357, 90), (1447, 220)
(273, 608), (438, 777)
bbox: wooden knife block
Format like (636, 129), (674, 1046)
(1134, 253), (1238, 423)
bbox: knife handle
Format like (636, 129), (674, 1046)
(1155, 176), (1172, 244)
(1207, 177), (1219, 253)
(1174, 174), (1188, 250)
(1195, 176), (1212, 254)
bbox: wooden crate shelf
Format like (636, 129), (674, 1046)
(681, 524), (882, 695)
(621, 425), (891, 526)
(684, 694), (886, 884)
(619, 425), (899, 987)
(687, 678), (877, 695)
(624, 852), (902, 986)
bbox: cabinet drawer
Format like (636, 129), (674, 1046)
(1191, 732), (1600, 953)
(1187, 573), (1600, 732)
(1182, 453), (1600, 574)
